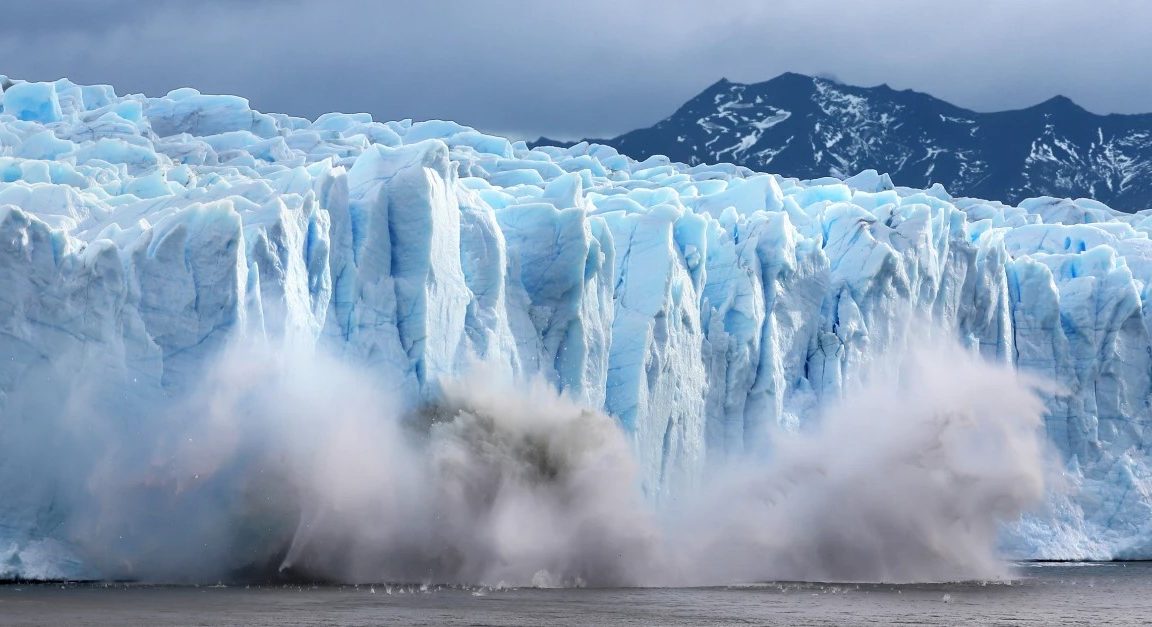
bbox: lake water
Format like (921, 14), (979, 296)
(1, 563), (1150, 626)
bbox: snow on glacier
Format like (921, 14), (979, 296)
(1, 77), (1152, 577)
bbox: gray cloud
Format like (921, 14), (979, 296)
(2, 0), (1150, 139)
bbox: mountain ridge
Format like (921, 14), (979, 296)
(534, 73), (1152, 212)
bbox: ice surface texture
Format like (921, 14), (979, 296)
(1, 77), (1151, 576)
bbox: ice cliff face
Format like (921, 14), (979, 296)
(2, 77), (1152, 576)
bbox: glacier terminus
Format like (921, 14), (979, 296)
(1, 76), (1152, 581)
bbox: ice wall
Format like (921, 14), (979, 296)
(2, 77), (1152, 575)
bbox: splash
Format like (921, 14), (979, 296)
(664, 341), (1054, 584)
(3, 339), (1053, 586)
(277, 369), (661, 586)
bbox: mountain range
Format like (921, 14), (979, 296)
(535, 72), (1152, 212)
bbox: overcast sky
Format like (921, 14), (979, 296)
(3, 0), (1150, 139)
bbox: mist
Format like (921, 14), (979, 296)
(664, 343), (1054, 584)
(1, 338), (1055, 586)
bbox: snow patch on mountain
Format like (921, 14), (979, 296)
(559, 73), (1152, 212)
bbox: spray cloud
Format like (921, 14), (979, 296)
(2, 338), (1054, 586)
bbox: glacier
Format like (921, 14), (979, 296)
(1, 76), (1152, 579)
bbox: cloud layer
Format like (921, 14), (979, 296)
(3, 0), (1151, 139)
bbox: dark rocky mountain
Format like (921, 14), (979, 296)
(536, 73), (1152, 212)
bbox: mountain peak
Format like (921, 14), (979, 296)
(768, 71), (819, 85)
(707, 77), (736, 91)
(1033, 94), (1086, 113)
(696, 72), (819, 99)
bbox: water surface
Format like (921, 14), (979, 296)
(1, 563), (1149, 626)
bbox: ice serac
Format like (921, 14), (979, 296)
(2, 78), (1152, 576)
